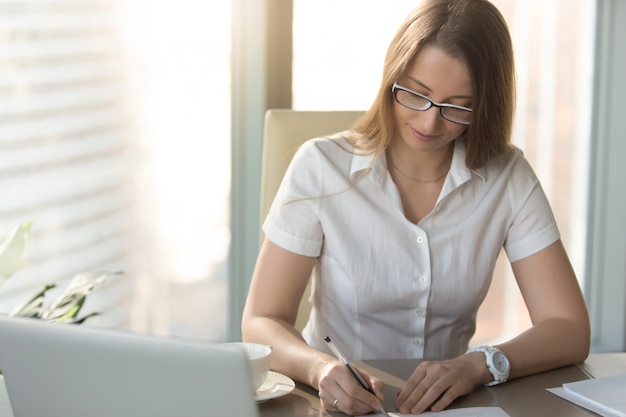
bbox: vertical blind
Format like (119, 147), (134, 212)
(0, 0), (134, 326)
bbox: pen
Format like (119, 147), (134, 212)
(324, 336), (390, 417)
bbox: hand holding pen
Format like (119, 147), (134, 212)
(324, 336), (390, 416)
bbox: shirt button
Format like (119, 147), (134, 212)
(415, 308), (425, 315)
(412, 339), (423, 346)
(418, 275), (427, 283)
(416, 236), (424, 244)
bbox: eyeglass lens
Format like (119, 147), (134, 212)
(393, 86), (471, 124)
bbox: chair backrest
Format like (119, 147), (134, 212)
(260, 109), (365, 331)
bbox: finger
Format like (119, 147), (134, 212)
(397, 383), (432, 413)
(428, 382), (465, 412)
(327, 397), (339, 411)
(340, 378), (382, 414)
(368, 377), (386, 401)
(335, 374), (384, 414)
(347, 369), (385, 410)
(397, 363), (449, 413)
(319, 393), (337, 411)
(353, 369), (385, 404)
(396, 362), (428, 406)
(407, 383), (447, 414)
(317, 365), (348, 411)
(319, 368), (380, 415)
(328, 390), (381, 416)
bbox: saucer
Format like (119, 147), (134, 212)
(255, 371), (295, 402)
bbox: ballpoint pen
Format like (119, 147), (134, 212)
(324, 336), (390, 417)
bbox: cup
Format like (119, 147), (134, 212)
(222, 342), (272, 392)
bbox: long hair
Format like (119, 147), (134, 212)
(349, 0), (516, 170)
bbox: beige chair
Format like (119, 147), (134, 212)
(260, 109), (365, 331)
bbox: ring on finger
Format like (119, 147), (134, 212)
(333, 399), (338, 408)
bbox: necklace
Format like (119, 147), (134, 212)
(389, 159), (448, 184)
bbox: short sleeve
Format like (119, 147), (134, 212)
(503, 157), (560, 262)
(262, 140), (325, 257)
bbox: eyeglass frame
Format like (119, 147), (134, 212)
(391, 82), (472, 125)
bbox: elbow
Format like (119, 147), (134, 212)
(571, 339), (590, 365)
(241, 321), (258, 343)
(577, 329), (591, 364)
(240, 307), (272, 344)
(241, 299), (257, 342)
(571, 317), (591, 364)
(241, 306), (256, 342)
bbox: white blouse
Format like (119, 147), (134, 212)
(263, 136), (559, 361)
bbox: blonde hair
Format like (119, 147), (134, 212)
(349, 0), (516, 170)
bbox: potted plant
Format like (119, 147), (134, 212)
(0, 221), (121, 374)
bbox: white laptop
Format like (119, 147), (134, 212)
(0, 315), (260, 417)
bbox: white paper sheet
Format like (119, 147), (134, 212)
(360, 406), (510, 416)
(547, 373), (626, 417)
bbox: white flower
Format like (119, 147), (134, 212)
(0, 221), (33, 288)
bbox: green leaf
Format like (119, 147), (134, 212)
(9, 283), (57, 318)
(41, 270), (122, 321)
(69, 312), (100, 324)
(0, 220), (34, 287)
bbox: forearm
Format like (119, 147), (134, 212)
(242, 314), (333, 389)
(497, 316), (590, 380)
(500, 240), (591, 380)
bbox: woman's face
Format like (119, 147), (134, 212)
(392, 45), (472, 154)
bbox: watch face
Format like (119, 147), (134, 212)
(493, 351), (510, 373)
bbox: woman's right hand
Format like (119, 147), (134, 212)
(243, 240), (385, 414)
(317, 360), (385, 416)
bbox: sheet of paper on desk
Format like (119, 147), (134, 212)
(547, 373), (626, 417)
(361, 406), (510, 416)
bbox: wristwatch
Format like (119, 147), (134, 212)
(466, 346), (510, 386)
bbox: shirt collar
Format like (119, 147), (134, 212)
(450, 138), (486, 183)
(350, 149), (382, 183)
(349, 138), (487, 187)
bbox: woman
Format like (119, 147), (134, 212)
(242, 0), (590, 415)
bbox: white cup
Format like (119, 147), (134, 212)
(222, 342), (272, 392)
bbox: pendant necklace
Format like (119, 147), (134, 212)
(389, 159), (448, 184)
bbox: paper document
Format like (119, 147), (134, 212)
(547, 373), (626, 417)
(360, 406), (510, 416)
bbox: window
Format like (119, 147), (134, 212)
(0, 0), (134, 325)
(119, 0), (231, 340)
(0, 0), (232, 342)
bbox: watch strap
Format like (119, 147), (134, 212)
(466, 345), (509, 386)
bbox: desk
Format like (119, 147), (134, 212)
(0, 353), (624, 416)
(258, 353), (626, 417)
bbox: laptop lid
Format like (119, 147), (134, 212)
(0, 315), (260, 417)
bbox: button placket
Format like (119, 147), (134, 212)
(409, 227), (428, 357)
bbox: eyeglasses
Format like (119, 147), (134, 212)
(391, 82), (472, 125)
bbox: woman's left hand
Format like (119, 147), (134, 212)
(395, 356), (481, 414)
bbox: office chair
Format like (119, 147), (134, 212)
(260, 109), (365, 331)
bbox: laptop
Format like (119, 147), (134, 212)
(0, 315), (260, 417)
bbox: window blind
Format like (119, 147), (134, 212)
(0, 0), (134, 327)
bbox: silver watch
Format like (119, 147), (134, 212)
(466, 346), (510, 386)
